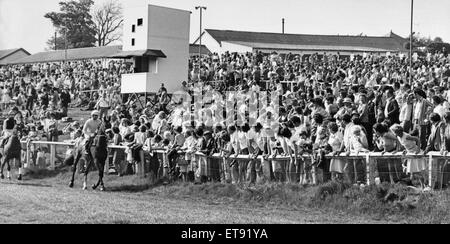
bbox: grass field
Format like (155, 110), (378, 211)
(0, 167), (449, 224)
(0, 169), (382, 224)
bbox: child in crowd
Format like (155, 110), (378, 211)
(313, 126), (332, 183)
(180, 130), (197, 182)
(25, 125), (41, 167)
(297, 129), (313, 185)
(269, 131), (284, 182)
(111, 127), (125, 176)
(328, 122), (345, 180)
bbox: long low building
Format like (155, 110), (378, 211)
(6, 45), (123, 64)
(0, 48), (31, 65)
(194, 29), (409, 55)
(4, 44), (211, 65)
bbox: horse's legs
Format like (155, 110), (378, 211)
(16, 158), (23, 181)
(83, 154), (94, 190)
(95, 157), (106, 190)
(4, 158), (11, 179)
(92, 158), (101, 189)
(0, 156), (6, 179)
(70, 152), (82, 188)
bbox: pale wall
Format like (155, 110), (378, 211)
(196, 32), (223, 54)
(121, 4), (190, 94)
(123, 6), (148, 51)
(221, 41), (253, 54)
(121, 73), (148, 93)
(144, 5), (190, 93)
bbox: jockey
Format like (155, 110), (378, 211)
(2, 112), (16, 138)
(82, 110), (102, 155)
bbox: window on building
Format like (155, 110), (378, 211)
(132, 25), (135, 33)
(137, 18), (143, 26)
(131, 38), (135, 46)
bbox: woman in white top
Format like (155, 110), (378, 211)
(344, 125), (369, 184)
(1, 87), (11, 109)
(390, 124), (425, 186)
(119, 119), (132, 139)
(235, 124), (251, 183)
(178, 130), (197, 182)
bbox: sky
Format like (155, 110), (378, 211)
(1, 0), (449, 54)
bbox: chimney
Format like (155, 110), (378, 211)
(282, 18), (285, 34)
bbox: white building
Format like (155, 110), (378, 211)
(195, 29), (408, 56)
(116, 4), (190, 94)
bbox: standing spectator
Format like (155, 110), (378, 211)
(384, 87), (400, 124)
(25, 83), (37, 111)
(96, 92), (110, 119)
(60, 88), (71, 110)
(399, 93), (414, 133)
(413, 88), (433, 149)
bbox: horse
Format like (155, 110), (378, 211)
(0, 131), (23, 180)
(69, 129), (109, 191)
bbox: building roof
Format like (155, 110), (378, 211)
(110, 49), (167, 58)
(10, 45), (123, 64)
(189, 44), (211, 55)
(6, 44), (199, 65)
(204, 29), (408, 52)
(0, 48), (31, 60)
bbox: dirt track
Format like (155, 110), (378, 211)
(0, 179), (388, 224)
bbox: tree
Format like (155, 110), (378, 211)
(405, 34), (436, 50)
(46, 34), (67, 51)
(92, 0), (123, 46)
(44, 0), (97, 49)
(434, 37), (443, 43)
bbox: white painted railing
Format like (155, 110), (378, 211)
(20, 140), (449, 188)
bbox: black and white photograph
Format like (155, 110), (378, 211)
(0, 0), (449, 228)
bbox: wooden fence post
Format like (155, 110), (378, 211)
(50, 144), (56, 170)
(139, 150), (145, 177)
(429, 154), (433, 188)
(25, 143), (30, 169)
(366, 154), (374, 185)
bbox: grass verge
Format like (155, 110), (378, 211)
(24, 166), (450, 224)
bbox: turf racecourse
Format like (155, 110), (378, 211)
(0, 173), (389, 224)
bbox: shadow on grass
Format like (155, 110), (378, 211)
(107, 179), (164, 193)
(25, 166), (70, 180)
(0, 181), (53, 188)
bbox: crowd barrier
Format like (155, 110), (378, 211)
(19, 140), (450, 189)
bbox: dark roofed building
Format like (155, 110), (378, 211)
(9, 45), (123, 64)
(4, 44), (211, 65)
(0, 48), (31, 65)
(189, 44), (212, 57)
(194, 29), (408, 55)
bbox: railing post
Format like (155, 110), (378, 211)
(139, 149), (145, 177)
(366, 154), (374, 185)
(429, 153), (433, 188)
(25, 143), (30, 169)
(50, 144), (56, 170)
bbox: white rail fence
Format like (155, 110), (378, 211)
(20, 140), (449, 188)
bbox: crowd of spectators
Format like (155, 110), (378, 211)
(1, 47), (450, 187)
